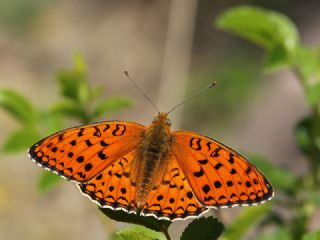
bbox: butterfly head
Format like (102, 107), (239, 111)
(152, 112), (171, 128)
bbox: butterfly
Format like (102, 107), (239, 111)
(28, 111), (273, 221)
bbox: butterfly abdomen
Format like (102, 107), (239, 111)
(134, 123), (173, 208)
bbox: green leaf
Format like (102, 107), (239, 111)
(99, 208), (171, 234)
(93, 97), (133, 118)
(216, 6), (299, 51)
(216, 6), (299, 72)
(114, 226), (166, 240)
(56, 54), (89, 103)
(294, 47), (320, 80)
(181, 217), (224, 240)
(112, 230), (157, 240)
(294, 47), (320, 105)
(37, 171), (62, 193)
(0, 89), (37, 125)
(249, 154), (297, 193)
(222, 203), (272, 240)
(56, 70), (89, 102)
(296, 117), (313, 156)
(73, 52), (87, 74)
(303, 231), (320, 240)
(256, 227), (291, 240)
(263, 44), (291, 73)
(2, 127), (41, 153)
(295, 116), (320, 158)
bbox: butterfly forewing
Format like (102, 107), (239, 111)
(28, 121), (144, 182)
(172, 131), (273, 208)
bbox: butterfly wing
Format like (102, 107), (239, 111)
(141, 155), (208, 221)
(28, 121), (144, 182)
(172, 131), (273, 208)
(79, 150), (138, 213)
(80, 150), (208, 221)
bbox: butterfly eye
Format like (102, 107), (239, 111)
(165, 119), (171, 126)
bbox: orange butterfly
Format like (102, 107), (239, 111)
(28, 110), (273, 221)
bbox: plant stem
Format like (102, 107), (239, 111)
(164, 229), (172, 240)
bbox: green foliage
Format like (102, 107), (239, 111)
(37, 171), (62, 193)
(186, 56), (260, 129)
(2, 5), (320, 240)
(0, 89), (37, 125)
(303, 231), (320, 240)
(2, 127), (41, 153)
(256, 228), (291, 240)
(216, 6), (299, 72)
(216, 5), (320, 240)
(249, 155), (297, 193)
(112, 226), (166, 240)
(113, 226), (166, 240)
(221, 204), (272, 240)
(0, 53), (133, 193)
(180, 217), (224, 240)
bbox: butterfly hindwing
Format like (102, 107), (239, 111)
(79, 150), (138, 212)
(28, 121), (144, 182)
(172, 131), (273, 208)
(142, 155), (208, 220)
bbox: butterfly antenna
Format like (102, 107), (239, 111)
(124, 71), (160, 113)
(167, 81), (217, 115)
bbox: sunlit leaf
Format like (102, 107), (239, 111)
(294, 47), (320, 80)
(73, 52), (87, 74)
(294, 47), (320, 105)
(0, 89), (37, 125)
(112, 230), (158, 240)
(264, 44), (291, 72)
(221, 203), (272, 240)
(181, 217), (224, 240)
(37, 171), (62, 193)
(216, 6), (299, 51)
(2, 127), (41, 153)
(56, 54), (90, 103)
(56, 69), (89, 102)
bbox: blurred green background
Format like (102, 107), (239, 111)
(0, 0), (320, 239)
